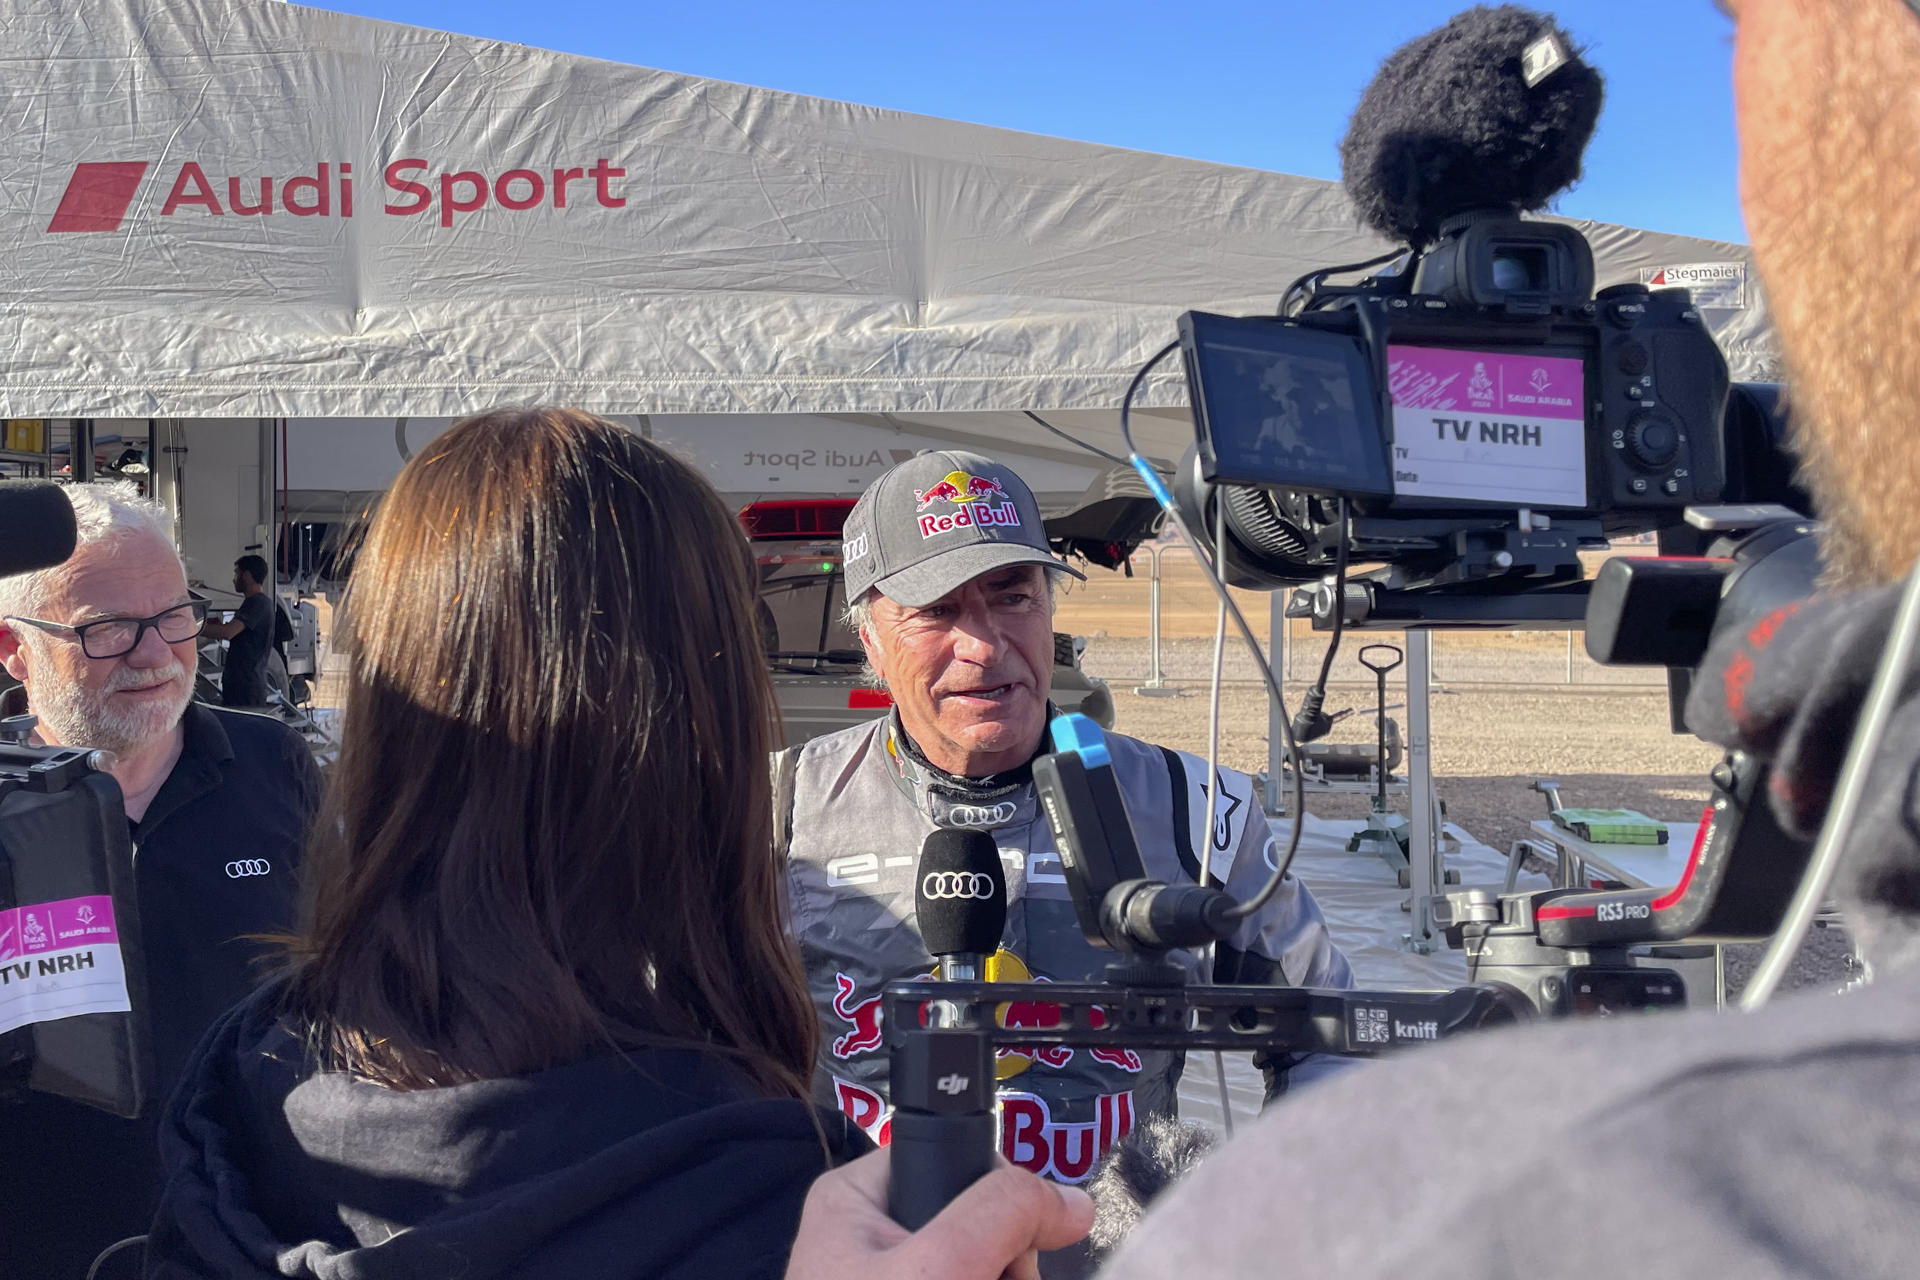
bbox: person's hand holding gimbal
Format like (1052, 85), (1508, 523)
(786, 1149), (1093, 1280)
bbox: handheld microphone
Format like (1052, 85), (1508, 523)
(890, 828), (1006, 1232)
(0, 481), (79, 577)
(1339, 5), (1604, 249)
(914, 827), (1007, 986)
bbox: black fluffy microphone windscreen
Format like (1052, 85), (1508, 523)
(1339, 4), (1604, 248)
(0, 481), (79, 577)
(1085, 1115), (1220, 1260)
(915, 828), (1007, 958)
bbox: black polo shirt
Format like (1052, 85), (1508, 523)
(219, 593), (274, 708)
(0, 703), (317, 1280)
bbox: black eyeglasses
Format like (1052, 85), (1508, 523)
(5, 600), (209, 659)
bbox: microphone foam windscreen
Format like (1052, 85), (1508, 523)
(0, 481), (79, 578)
(1338, 4), (1604, 247)
(1086, 1115), (1220, 1259)
(915, 828), (1007, 957)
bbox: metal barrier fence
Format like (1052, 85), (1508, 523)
(1055, 542), (1666, 690)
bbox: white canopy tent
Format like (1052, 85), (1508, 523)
(1, 0), (1774, 483)
(0, 0), (1782, 954)
(0, 0), (1784, 599)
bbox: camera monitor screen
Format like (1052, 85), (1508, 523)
(1179, 311), (1393, 497)
(1385, 344), (1589, 509)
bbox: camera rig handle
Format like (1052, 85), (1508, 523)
(883, 978), (1524, 1226)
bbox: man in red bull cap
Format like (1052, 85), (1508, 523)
(777, 449), (1352, 1275)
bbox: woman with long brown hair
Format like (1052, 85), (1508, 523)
(145, 409), (866, 1279)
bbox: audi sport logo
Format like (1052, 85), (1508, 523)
(948, 802), (1016, 827)
(921, 871), (997, 901)
(46, 156), (630, 233)
(225, 859), (272, 878)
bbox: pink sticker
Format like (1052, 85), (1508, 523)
(0, 895), (118, 961)
(1387, 346), (1584, 418)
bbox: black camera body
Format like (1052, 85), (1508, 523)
(1174, 213), (1766, 601)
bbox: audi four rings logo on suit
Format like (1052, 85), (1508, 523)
(921, 872), (996, 900)
(225, 859), (272, 878)
(948, 802), (1017, 827)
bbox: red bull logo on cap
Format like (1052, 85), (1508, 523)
(912, 469), (1021, 539)
(914, 469), (1004, 508)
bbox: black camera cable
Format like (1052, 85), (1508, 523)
(1021, 410), (1134, 470)
(1288, 498), (1351, 745)
(1120, 340), (1308, 918)
(1278, 248), (1410, 317)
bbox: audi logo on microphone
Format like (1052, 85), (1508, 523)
(921, 871), (996, 900)
(225, 859), (272, 878)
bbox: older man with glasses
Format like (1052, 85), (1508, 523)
(0, 481), (319, 1280)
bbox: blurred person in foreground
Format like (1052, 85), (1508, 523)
(0, 482), (316, 1280)
(784, 1), (1920, 1276)
(144, 409), (867, 1279)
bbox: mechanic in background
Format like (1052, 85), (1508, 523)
(202, 553), (273, 708)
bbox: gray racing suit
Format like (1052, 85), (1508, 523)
(779, 712), (1354, 1185)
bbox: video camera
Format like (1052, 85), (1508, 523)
(1169, 13), (1804, 625)
(1159, 6), (1831, 1025)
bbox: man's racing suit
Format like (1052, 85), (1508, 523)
(779, 712), (1354, 1184)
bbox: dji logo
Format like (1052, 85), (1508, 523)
(935, 1073), (970, 1096)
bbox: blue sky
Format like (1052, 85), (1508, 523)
(317, 1), (1746, 244)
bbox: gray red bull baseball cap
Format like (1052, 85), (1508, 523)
(842, 450), (1085, 608)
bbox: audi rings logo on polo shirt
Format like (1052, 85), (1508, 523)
(948, 801), (1017, 828)
(921, 871), (997, 900)
(226, 859), (272, 878)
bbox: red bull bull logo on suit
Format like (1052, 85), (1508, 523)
(824, 954), (1141, 1182)
(992, 955), (1143, 1076)
(828, 972), (886, 1058)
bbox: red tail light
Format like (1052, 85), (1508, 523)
(848, 689), (892, 709)
(739, 499), (857, 541)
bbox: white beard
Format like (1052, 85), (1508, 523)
(31, 659), (193, 757)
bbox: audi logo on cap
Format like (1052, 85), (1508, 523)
(921, 871), (996, 901)
(226, 859), (272, 878)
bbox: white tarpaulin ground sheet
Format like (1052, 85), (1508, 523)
(1176, 812), (1553, 1132)
(1, 0), (1777, 422)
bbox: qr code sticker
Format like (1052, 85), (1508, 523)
(1354, 1007), (1391, 1045)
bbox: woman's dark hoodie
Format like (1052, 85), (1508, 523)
(144, 985), (870, 1279)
